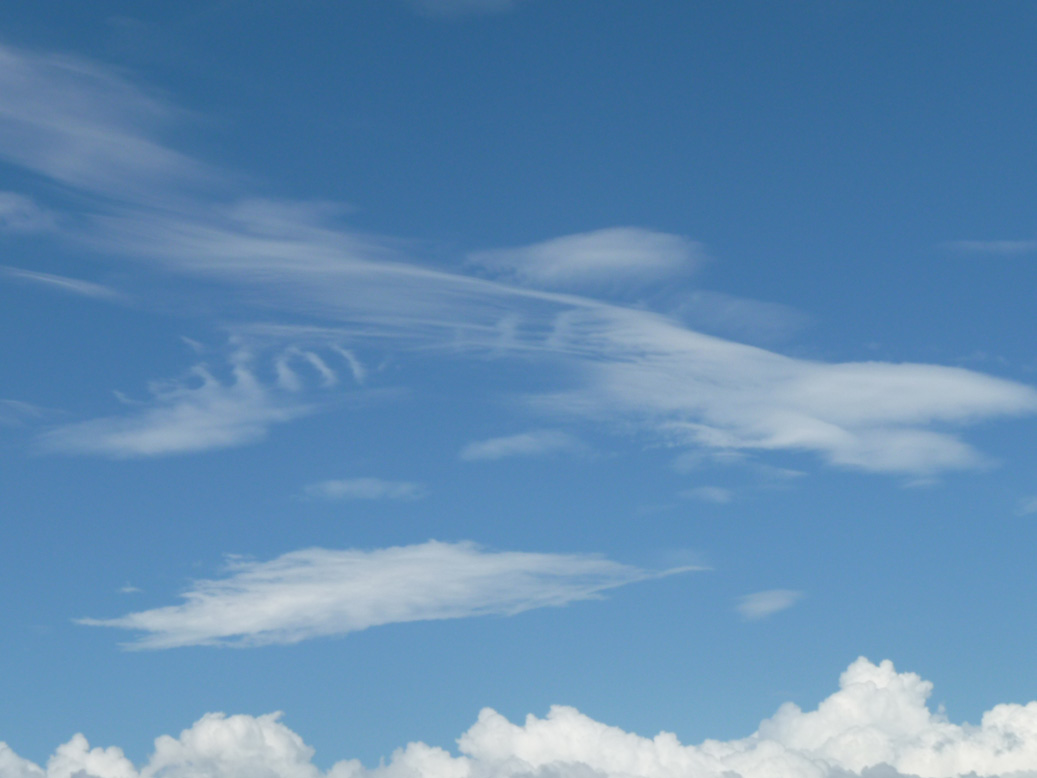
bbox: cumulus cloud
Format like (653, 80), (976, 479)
(0, 265), (122, 300)
(8, 658), (1037, 778)
(459, 430), (586, 461)
(736, 589), (803, 620)
(303, 478), (426, 501)
(469, 227), (704, 293)
(79, 540), (692, 648)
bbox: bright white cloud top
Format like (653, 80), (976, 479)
(79, 541), (695, 649)
(5, 658), (1037, 778)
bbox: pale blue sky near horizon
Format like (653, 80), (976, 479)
(2, 2), (1037, 774)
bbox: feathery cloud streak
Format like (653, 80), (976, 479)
(3, 43), (1036, 474)
(7, 658), (1037, 778)
(79, 541), (694, 648)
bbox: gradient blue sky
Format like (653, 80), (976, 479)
(2, 3), (1037, 776)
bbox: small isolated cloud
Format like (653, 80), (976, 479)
(945, 239), (1037, 255)
(0, 191), (54, 232)
(13, 658), (1037, 778)
(1015, 496), (1037, 517)
(737, 589), (803, 620)
(0, 398), (48, 426)
(79, 540), (695, 648)
(303, 478), (425, 501)
(0, 265), (122, 301)
(459, 430), (585, 461)
(469, 227), (704, 292)
(680, 486), (733, 504)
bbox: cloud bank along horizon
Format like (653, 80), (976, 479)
(5, 658), (1037, 778)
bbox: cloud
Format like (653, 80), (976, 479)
(0, 399), (48, 426)
(9, 658), (1037, 778)
(303, 478), (426, 501)
(680, 486), (733, 504)
(36, 342), (361, 457)
(469, 227), (704, 293)
(945, 239), (1037, 255)
(79, 540), (693, 648)
(0, 192), (54, 232)
(4, 43), (1037, 476)
(0, 44), (215, 203)
(0, 265), (122, 301)
(1015, 496), (1037, 517)
(459, 430), (586, 462)
(736, 589), (803, 620)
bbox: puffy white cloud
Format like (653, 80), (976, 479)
(303, 478), (426, 501)
(469, 228), (704, 293)
(736, 590), (803, 620)
(79, 540), (692, 648)
(459, 430), (586, 461)
(9, 659), (1037, 778)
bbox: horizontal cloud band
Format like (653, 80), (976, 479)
(79, 541), (695, 649)
(5, 658), (1037, 778)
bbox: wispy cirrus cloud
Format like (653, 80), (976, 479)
(459, 430), (586, 462)
(3, 42), (1036, 475)
(79, 540), (694, 648)
(736, 589), (803, 621)
(680, 486), (733, 504)
(469, 227), (704, 293)
(0, 265), (122, 301)
(10, 658), (1037, 778)
(0, 191), (54, 232)
(303, 478), (426, 501)
(944, 239), (1037, 255)
(38, 342), (363, 458)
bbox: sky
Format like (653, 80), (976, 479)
(2, 2), (1037, 777)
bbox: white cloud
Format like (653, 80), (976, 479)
(79, 540), (693, 649)
(4, 44), (1036, 476)
(0, 265), (122, 301)
(0, 399), (48, 426)
(303, 478), (426, 501)
(736, 589), (803, 620)
(0, 45), (214, 203)
(36, 342), (363, 457)
(0, 192), (54, 232)
(680, 486), (733, 504)
(9, 658), (1037, 778)
(459, 430), (585, 461)
(469, 227), (704, 292)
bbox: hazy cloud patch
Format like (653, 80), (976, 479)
(736, 589), (803, 620)
(460, 430), (586, 461)
(303, 478), (426, 502)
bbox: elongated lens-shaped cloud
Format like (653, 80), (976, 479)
(79, 541), (694, 649)
(8, 658), (1037, 778)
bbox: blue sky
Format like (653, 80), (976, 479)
(3, 3), (1037, 778)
